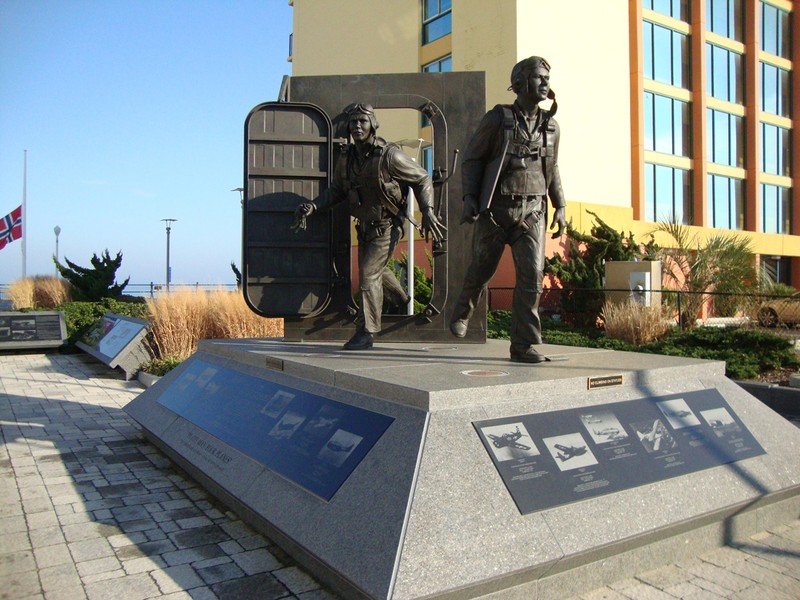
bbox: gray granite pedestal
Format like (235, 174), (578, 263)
(124, 338), (800, 599)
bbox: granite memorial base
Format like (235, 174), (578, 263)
(124, 338), (800, 600)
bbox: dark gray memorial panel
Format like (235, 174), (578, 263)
(474, 389), (766, 515)
(0, 311), (66, 349)
(156, 359), (395, 500)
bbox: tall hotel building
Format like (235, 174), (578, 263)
(288, 0), (798, 286)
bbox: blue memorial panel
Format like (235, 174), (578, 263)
(474, 389), (766, 514)
(157, 360), (395, 500)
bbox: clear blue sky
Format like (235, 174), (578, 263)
(0, 0), (293, 287)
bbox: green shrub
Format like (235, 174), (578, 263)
(488, 311), (798, 380)
(487, 310), (511, 339)
(141, 355), (183, 376)
(58, 298), (149, 348)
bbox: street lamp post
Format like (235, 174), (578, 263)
(231, 187), (244, 208)
(53, 226), (61, 277)
(161, 219), (177, 292)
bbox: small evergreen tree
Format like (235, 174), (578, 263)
(54, 249), (130, 301)
(231, 261), (242, 290)
(545, 211), (648, 327)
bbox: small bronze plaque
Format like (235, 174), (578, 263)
(588, 374), (623, 389)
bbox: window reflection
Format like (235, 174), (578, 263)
(643, 21), (690, 88)
(707, 43), (743, 103)
(760, 62), (791, 118)
(761, 123), (791, 176)
(707, 108), (743, 167)
(644, 92), (691, 156)
(706, 0), (743, 41)
(761, 184), (791, 235)
(423, 0), (452, 44)
(645, 163), (691, 224)
(760, 1), (790, 59)
(708, 174), (744, 230)
(644, 0), (689, 21)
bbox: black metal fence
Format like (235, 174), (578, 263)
(488, 286), (800, 335)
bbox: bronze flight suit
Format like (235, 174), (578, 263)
(453, 101), (565, 351)
(312, 137), (434, 333)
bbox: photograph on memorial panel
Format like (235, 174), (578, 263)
(479, 422), (539, 462)
(632, 418), (677, 452)
(542, 432), (598, 471)
(194, 365), (219, 391)
(260, 389), (295, 419)
(656, 398), (702, 429)
(268, 410), (307, 440)
(700, 407), (742, 437)
(11, 317), (35, 340)
(579, 410), (629, 444)
(291, 405), (346, 455)
(318, 430), (363, 467)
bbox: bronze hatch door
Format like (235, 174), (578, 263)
(243, 102), (334, 318)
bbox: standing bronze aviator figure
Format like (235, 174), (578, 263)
(449, 56), (567, 364)
(291, 103), (446, 350)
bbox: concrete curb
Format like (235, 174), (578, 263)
(734, 379), (800, 416)
(138, 371), (162, 388)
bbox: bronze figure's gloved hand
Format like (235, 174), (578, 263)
(421, 207), (447, 243)
(550, 206), (566, 239)
(290, 202), (316, 232)
(460, 194), (480, 224)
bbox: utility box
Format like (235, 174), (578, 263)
(604, 261), (662, 307)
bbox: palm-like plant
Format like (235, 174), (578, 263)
(654, 221), (757, 325)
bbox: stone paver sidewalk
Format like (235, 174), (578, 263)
(1, 352), (799, 600)
(0, 353), (337, 600)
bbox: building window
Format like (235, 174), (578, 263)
(423, 0), (451, 44)
(761, 122), (791, 176)
(643, 21), (690, 88)
(707, 108), (744, 167)
(706, 43), (743, 103)
(643, 0), (690, 21)
(760, 1), (790, 59)
(645, 163), (692, 223)
(423, 55), (452, 73)
(708, 174), (745, 229)
(761, 184), (791, 234)
(761, 256), (791, 285)
(761, 62), (792, 118)
(421, 145), (433, 176)
(706, 0), (743, 41)
(644, 92), (691, 156)
(421, 55), (452, 126)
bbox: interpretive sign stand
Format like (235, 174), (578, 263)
(124, 338), (800, 600)
(77, 313), (152, 380)
(0, 311), (66, 350)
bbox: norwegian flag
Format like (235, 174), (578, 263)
(0, 205), (22, 251)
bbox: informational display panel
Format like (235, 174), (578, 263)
(76, 313), (152, 379)
(80, 314), (145, 359)
(156, 360), (395, 500)
(474, 389), (766, 514)
(0, 311), (66, 349)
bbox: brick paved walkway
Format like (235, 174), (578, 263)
(0, 353), (337, 600)
(1, 352), (798, 600)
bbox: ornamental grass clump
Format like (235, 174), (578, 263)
(601, 300), (672, 346)
(206, 290), (283, 339)
(146, 289), (283, 361)
(8, 278), (35, 309)
(8, 276), (71, 309)
(146, 290), (211, 360)
(33, 276), (71, 308)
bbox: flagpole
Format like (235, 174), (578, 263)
(21, 149), (27, 279)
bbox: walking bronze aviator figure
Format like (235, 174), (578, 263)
(291, 103), (446, 351)
(449, 56), (567, 363)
